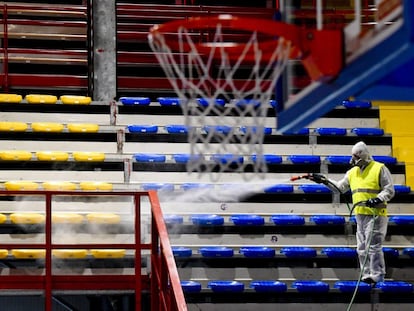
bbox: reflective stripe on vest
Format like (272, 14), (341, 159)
(349, 161), (387, 216)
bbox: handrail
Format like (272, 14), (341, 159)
(0, 189), (185, 311)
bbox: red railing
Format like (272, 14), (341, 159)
(0, 189), (186, 311)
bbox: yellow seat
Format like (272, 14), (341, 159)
(0, 150), (32, 161)
(25, 94), (58, 104)
(52, 249), (88, 259)
(0, 214), (7, 224)
(0, 250), (8, 259)
(79, 181), (113, 191)
(31, 122), (64, 132)
(72, 151), (105, 162)
(10, 213), (45, 224)
(42, 181), (77, 191)
(90, 249), (126, 259)
(60, 95), (92, 105)
(86, 213), (121, 224)
(52, 213), (84, 224)
(0, 93), (22, 103)
(4, 180), (39, 191)
(67, 123), (99, 133)
(0, 121), (28, 132)
(36, 151), (69, 161)
(11, 249), (45, 259)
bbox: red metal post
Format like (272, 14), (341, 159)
(134, 193), (142, 311)
(45, 193), (53, 311)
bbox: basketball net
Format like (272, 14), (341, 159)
(149, 17), (291, 181)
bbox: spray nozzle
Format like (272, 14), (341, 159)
(290, 174), (311, 181)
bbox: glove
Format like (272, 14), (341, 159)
(308, 173), (328, 184)
(366, 197), (383, 208)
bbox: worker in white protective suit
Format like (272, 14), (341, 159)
(309, 141), (395, 285)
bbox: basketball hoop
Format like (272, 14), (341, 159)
(148, 15), (343, 181)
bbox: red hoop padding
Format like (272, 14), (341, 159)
(149, 14), (344, 81)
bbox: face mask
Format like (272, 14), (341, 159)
(350, 155), (367, 167)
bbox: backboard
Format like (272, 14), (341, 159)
(277, 0), (414, 134)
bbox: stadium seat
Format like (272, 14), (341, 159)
(172, 153), (202, 163)
(298, 184), (331, 193)
(383, 247), (399, 258)
(270, 214), (305, 226)
(165, 124), (189, 134)
(0, 93), (22, 103)
(60, 95), (92, 105)
(210, 154), (244, 165)
(251, 154), (283, 164)
(325, 155), (352, 164)
(203, 125), (232, 135)
(207, 281), (244, 293)
(372, 155), (397, 164)
(0, 121), (28, 132)
(249, 280), (287, 293)
(0, 150), (32, 161)
(310, 215), (345, 225)
(42, 181), (77, 191)
(157, 97), (181, 106)
(0, 214), (7, 224)
(141, 183), (174, 191)
(190, 214), (224, 225)
(86, 213), (121, 224)
(0, 250), (8, 259)
(351, 127), (384, 136)
(239, 246), (275, 258)
(25, 94), (58, 104)
(280, 247), (317, 258)
(235, 99), (260, 108)
(127, 124), (158, 133)
(52, 249), (88, 259)
(197, 98), (226, 107)
(334, 281), (371, 293)
(264, 184), (294, 193)
(31, 122), (64, 132)
(240, 126), (272, 135)
(291, 280), (330, 293)
(181, 183), (213, 191)
(163, 215), (184, 225)
(342, 100), (372, 109)
(394, 185), (411, 193)
(314, 127), (347, 136)
(52, 213), (84, 224)
(389, 215), (414, 225)
(11, 249), (46, 259)
(287, 155), (321, 164)
(67, 123), (99, 133)
(72, 151), (105, 162)
(321, 247), (357, 258)
(119, 97), (151, 106)
(89, 249), (126, 259)
(4, 180), (39, 190)
(133, 153), (166, 163)
(181, 281), (202, 293)
(79, 181), (113, 191)
(230, 214), (265, 226)
(10, 213), (45, 224)
(36, 151), (69, 161)
(375, 281), (414, 293)
(288, 128), (310, 135)
(172, 247), (192, 258)
(402, 248), (414, 257)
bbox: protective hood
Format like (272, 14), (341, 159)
(350, 141), (372, 167)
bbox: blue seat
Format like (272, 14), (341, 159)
(269, 100), (278, 109)
(288, 155), (321, 164)
(239, 247), (275, 258)
(199, 246), (233, 258)
(287, 128), (310, 135)
(172, 153), (202, 163)
(230, 214), (265, 226)
(172, 247), (192, 258)
(250, 280), (287, 293)
(163, 214), (183, 225)
(342, 100), (372, 109)
(208, 280), (244, 293)
(119, 96), (151, 106)
(210, 154), (244, 165)
(235, 99), (260, 108)
(351, 127), (384, 136)
(334, 281), (371, 293)
(142, 183), (174, 191)
(197, 98), (226, 107)
(403, 248), (414, 257)
(375, 281), (413, 293)
(181, 281), (202, 293)
(310, 215), (345, 225)
(181, 183), (213, 191)
(292, 280), (329, 293)
(127, 124), (158, 133)
(264, 184), (294, 193)
(383, 247), (399, 258)
(165, 124), (189, 134)
(325, 155), (352, 164)
(372, 155), (397, 164)
(349, 215), (356, 223)
(157, 97), (181, 106)
(190, 214), (224, 226)
(394, 184), (411, 193)
(315, 127), (347, 136)
(240, 126), (272, 135)
(133, 153), (166, 162)
(321, 247), (357, 258)
(203, 125), (232, 135)
(251, 154), (283, 164)
(280, 247), (317, 258)
(298, 184), (331, 193)
(270, 214), (305, 226)
(389, 215), (414, 225)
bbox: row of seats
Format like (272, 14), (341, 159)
(0, 94), (91, 105)
(0, 122), (100, 133)
(0, 212), (120, 224)
(0, 249), (126, 259)
(0, 151), (105, 162)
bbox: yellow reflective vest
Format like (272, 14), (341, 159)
(349, 161), (387, 216)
